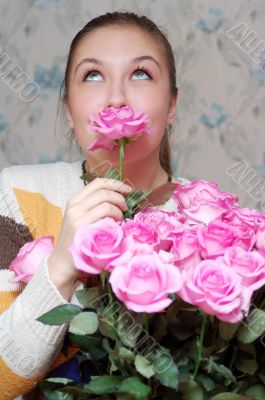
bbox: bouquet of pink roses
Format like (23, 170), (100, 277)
(11, 106), (265, 399)
(35, 179), (265, 400)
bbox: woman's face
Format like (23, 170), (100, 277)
(65, 25), (177, 164)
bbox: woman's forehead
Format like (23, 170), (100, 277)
(74, 25), (163, 59)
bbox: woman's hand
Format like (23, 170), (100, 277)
(47, 177), (132, 300)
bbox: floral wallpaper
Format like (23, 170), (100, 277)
(0, 0), (265, 212)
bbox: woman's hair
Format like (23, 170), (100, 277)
(59, 11), (178, 176)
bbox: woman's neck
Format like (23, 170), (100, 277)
(85, 151), (169, 192)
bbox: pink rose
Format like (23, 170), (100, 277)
(87, 106), (153, 151)
(223, 205), (265, 229)
(121, 219), (159, 248)
(221, 211), (256, 251)
(256, 223), (265, 256)
(109, 247), (183, 313)
(171, 225), (202, 270)
(197, 221), (239, 258)
(69, 217), (125, 274)
(232, 223), (256, 251)
(223, 246), (265, 291)
(109, 242), (153, 270)
(134, 208), (184, 231)
(9, 236), (54, 283)
(133, 208), (185, 251)
(177, 259), (253, 323)
(173, 180), (237, 224)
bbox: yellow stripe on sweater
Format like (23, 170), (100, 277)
(13, 189), (62, 243)
(0, 291), (21, 314)
(0, 356), (42, 400)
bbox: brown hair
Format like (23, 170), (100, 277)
(59, 11), (178, 176)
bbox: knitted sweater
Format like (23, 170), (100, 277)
(0, 159), (188, 399)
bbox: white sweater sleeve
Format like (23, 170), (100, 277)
(0, 166), (82, 380)
(0, 257), (71, 378)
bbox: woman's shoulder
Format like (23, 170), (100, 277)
(157, 175), (190, 212)
(0, 159), (83, 193)
(1, 159), (82, 180)
(171, 175), (191, 185)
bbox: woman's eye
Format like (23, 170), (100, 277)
(132, 69), (151, 80)
(83, 70), (103, 81)
(83, 68), (152, 82)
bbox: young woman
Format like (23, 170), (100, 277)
(0, 11), (188, 399)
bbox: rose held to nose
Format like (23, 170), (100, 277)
(87, 105), (153, 151)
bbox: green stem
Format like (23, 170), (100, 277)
(193, 313), (207, 380)
(260, 296), (265, 310)
(100, 270), (107, 290)
(229, 344), (238, 371)
(107, 280), (116, 330)
(143, 313), (149, 332)
(119, 142), (124, 181)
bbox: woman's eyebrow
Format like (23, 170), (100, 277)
(74, 55), (161, 75)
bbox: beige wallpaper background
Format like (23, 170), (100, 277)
(0, 0), (264, 211)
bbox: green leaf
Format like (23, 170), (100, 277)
(98, 315), (117, 340)
(105, 167), (120, 180)
(60, 385), (91, 398)
(101, 339), (120, 373)
(68, 333), (106, 360)
(122, 188), (155, 219)
(84, 376), (123, 394)
(235, 358), (258, 375)
(135, 355), (155, 379)
(237, 309), (265, 343)
(168, 310), (200, 341)
(118, 347), (135, 362)
(219, 321), (240, 341)
(38, 377), (73, 390)
(118, 377), (151, 400)
(155, 355), (179, 390)
(258, 372), (265, 385)
(75, 288), (103, 309)
(136, 182), (179, 209)
(210, 394), (250, 400)
(196, 374), (216, 392)
(69, 311), (99, 335)
(116, 310), (143, 347)
(179, 380), (204, 400)
(43, 391), (73, 400)
(209, 361), (236, 383)
(38, 378), (75, 400)
(238, 343), (256, 358)
(37, 305), (81, 325)
(245, 384), (265, 400)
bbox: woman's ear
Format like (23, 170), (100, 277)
(64, 96), (74, 129)
(166, 91), (178, 125)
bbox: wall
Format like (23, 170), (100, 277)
(0, 0), (264, 211)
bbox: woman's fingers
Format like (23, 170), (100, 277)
(67, 188), (128, 214)
(71, 177), (132, 206)
(74, 202), (125, 226)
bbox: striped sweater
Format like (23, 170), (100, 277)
(0, 159), (188, 399)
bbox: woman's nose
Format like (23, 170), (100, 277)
(106, 80), (127, 109)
